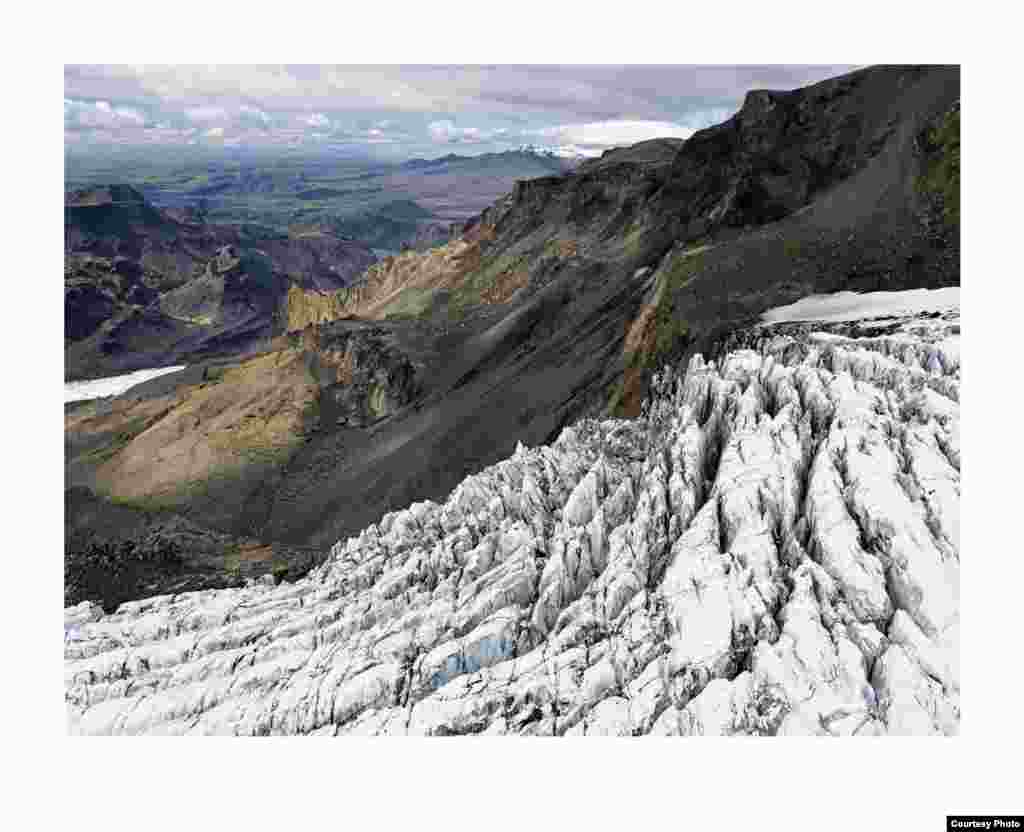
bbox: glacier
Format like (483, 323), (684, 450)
(64, 296), (960, 736)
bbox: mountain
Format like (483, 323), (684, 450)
(399, 147), (580, 176)
(64, 186), (377, 380)
(266, 63), (959, 545)
(399, 152), (465, 170)
(65, 292), (961, 735)
(64, 65), (959, 627)
(383, 148), (583, 225)
(65, 149), (586, 256)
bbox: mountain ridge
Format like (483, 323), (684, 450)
(399, 146), (583, 171)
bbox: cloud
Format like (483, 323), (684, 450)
(546, 144), (603, 159)
(428, 120), (472, 143)
(63, 65), (860, 155)
(428, 120), (507, 144)
(204, 126), (225, 138)
(304, 112), (330, 128)
(64, 98), (148, 130)
(531, 120), (697, 155)
(66, 65), (858, 122)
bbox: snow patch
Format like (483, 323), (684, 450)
(761, 288), (960, 325)
(65, 366), (187, 404)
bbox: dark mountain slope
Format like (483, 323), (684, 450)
(241, 64), (961, 550)
(599, 64), (961, 407)
(575, 137), (686, 173)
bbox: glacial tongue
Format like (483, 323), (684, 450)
(64, 306), (960, 736)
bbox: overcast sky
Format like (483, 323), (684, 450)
(64, 64), (859, 160)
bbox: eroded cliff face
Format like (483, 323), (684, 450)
(335, 232), (496, 320)
(284, 284), (350, 332)
(297, 324), (421, 429)
(65, 302), (959, 736)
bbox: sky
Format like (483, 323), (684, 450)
(64, 65), (859, 160)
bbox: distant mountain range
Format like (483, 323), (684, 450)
(64, 148), (586, 256)
(399, 146), (584, 173)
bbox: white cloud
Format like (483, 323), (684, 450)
(62, 66), (802, 153)
(204, 126), (225, 138)
(66, 65), (858, 139)
(64, 99), (148, 130)
(428, 120), (504, 144)
(549, 144), (603, 159)
(532, 120), (696, 154)
(127, 125), (199, 145)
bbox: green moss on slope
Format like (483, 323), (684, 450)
(82, 414), (162, 465)
(606, 249), (703, 418)
(919, 107), (960, 226)
(650, 250), (702, 363)
(447, 253), (528, 320)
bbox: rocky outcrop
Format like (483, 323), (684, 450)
(64, 486), (321, 613)
(305, 326), (420, 428)
(330, 235), (490, 320)
(65, 302), (959, 735)
(285, 285), (350, 332)
(65, 254), (159, 342)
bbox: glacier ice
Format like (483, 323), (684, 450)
(64, 303), (960, 736)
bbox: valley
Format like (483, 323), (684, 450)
(65, 146), (581, 254)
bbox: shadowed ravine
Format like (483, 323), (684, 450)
(65, 303), (959, 735)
